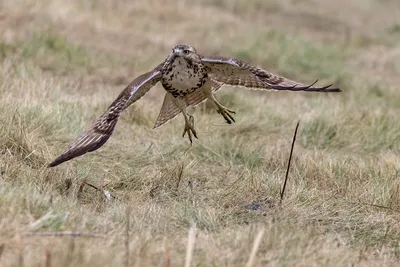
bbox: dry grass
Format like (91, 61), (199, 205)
(1, 0), (400, 266)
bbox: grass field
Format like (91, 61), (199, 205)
(1, 0), (400, 266)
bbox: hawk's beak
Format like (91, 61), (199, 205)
(173, 49), (184, 57)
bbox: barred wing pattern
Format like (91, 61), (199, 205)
(48, 65), (163, 167)
(201, 56), (341, 92)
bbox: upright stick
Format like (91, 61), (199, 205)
(280, 121), (300, 202)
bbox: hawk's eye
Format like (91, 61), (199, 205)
(183, 49), (190, 55)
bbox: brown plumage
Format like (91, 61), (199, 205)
(201, 56), (338, 92)
(48, 44), (341, 167)
(48, 65), (163, 167)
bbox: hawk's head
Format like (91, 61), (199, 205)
(171, 44), (199, 61)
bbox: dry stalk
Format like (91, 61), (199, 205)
(163, 237), (171, 267)
(245, 228), (265, 267)
(23, 231), (106, 238)
(184, 225), (197, 267)
(125, 206), (131, 267)
(280, 121), (300, 203)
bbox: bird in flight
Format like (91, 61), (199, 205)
(48, 44), (341, 167)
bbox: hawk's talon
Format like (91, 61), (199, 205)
(182, 114), (198, 143)
(217, 106), (236, 124)
(227, 109), (236, 114)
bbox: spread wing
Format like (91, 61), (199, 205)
(201, 56), (341, 92)
(48, 64), (163, 167)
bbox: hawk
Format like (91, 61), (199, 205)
(48, 44), (341, 167)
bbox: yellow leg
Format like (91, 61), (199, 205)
(171, 97), (198, 143)
(202, 81), (236, 124)
(182, 112), (198, 143)
(214, 99), (236, 124)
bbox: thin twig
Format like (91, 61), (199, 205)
(163, 237), (171, 267)
(347, 201), (400, 213)
(84, 182), (118, 200)
(77, 182), (85, 200)
(149, 185), (160, 198)
(184, 225), (196, 267)
(176, 162), (184, 190)
(280, 121), (300, 203)
(45, 249), (51, 267)
(0, 244), (4, 264)
(369, 203), (399, 212)
(125, 206), (130, 267)
(16, 233), (24, 267)
(245, 228), (265, 267)
(23, 232), (106, 238)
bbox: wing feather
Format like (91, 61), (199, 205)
(201, 56), (341, 92)
(48, 64), (163, 167)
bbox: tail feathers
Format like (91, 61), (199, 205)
(153, 93), (181, 129)
(153, 80), (223, 129)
